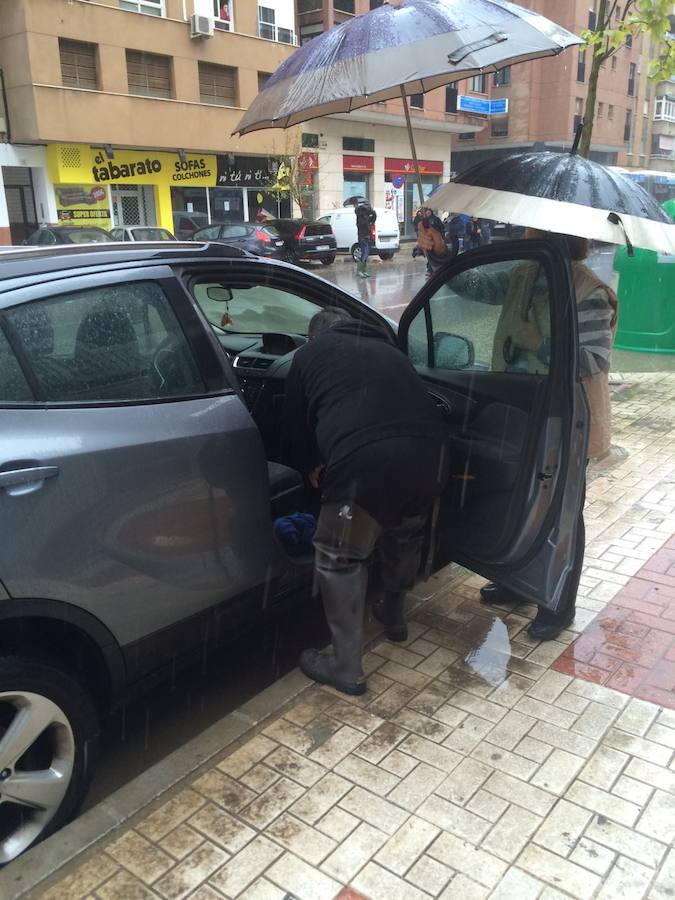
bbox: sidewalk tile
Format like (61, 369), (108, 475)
(405, 855), (453, 894)
(481, 803), (542, 864)
(439, 872), (490, 899)
(466, 789), (509, 823)
(366, 683), (418, 717)
(238, 879), (286, 900)
(263, 718), (316, 754)
(266, 813), (337, 865)
(427, 832), (508, 889)
(532, 799), (591, 857)
(308, 725), (365, 768)
(584, 816), (667, 867)
(159, 824), (203, 861)
(399, 733), (462, 774)
(614, 698), (659, 736)
(471, 742), (540, 781)
(489, 868), (544, 900)
(96, 870), (160, 900)
(623, 757), (675, 794)
(379, 748), (419, 778)
(240, 777), (305, 829)
(435, 757), (493, 805)
(484, 710), (535, 751)
(392, 708), (452, 742)
(188, 803), (256, 854)
(191, 770), (256, 815)
(327, 701), (385, 735)
(322, 821), (388, 882)
(106, 830), (173, 884)
(418, 793), (492, 844)
(565, 780), (641, 827)
(217, 735), (277, 779)
(41, 855), (119, 900)
(353, 861), (431, 900)
(579, 746), (629, 790)
(264, 746), (326, 787)
(635, 788), (675, 843)
(153, 841), (228, 900)
(374, 815), (439, 876)
(334, 753), (400, 796)
(517, 845), (601, 899)
(137, 790), (207, 842)
(650, 848), (675, 899)
(240, 764), (281, 793)
(483, 772), (556, 817)
(353, 723), (408, 764)
(595, 855), (653, 900)
(265, 852), (341, 900)
(530, 748), (585, 795)
(209, 835), (283, 897)
(612, 774), (653, 806)
(569, 838), (616, 876)
(339, 786), (408, 835)
(442, 715), (494, 754)
(289, 772), (352, 826)
(315, 806), (360, 842)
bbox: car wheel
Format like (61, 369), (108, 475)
(351, 243), (362, 262)
(379, 252), (395, 261)
(0, 657), (99, 864)
(320, 255), (336, 266)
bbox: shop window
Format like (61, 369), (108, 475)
(409, 94), (424, 109)
(199, 62), (237, 106)
(445, 86), (458, 113)
(126, 49), (172, 99)
(119, 0), (164, 16)
(470, 74), (487, 93)
(60, 39), (98, 90)
(491, 117), (509, 137)
(302, 133), (319, 148)
(458, 132), (475, 140)
(343, 137), (375, 153)
(213, 0), (231, 30)
(258, 72), (272, 93)
(494, 66), (511, 87)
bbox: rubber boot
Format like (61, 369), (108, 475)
(528, 599), (576, 641)
(299, 554), (368, 696)
(356, 260), (368, 278)
(373, 591), (408, 642)
(480, 582), (525, 606)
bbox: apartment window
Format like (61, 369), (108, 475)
(627, 63), (636, 97)
(655, 96), (675, 122)
(59, 39), (98, 90)
(445, 85), (458, 113)
(493, 67), (511, 87)
(126, 50), (171, 99)
(608, 104), (614, 120)
(119, 0), (164, 15)
(626, 33), (633, 48)
(491, 117), (508, 137)
(458, 132), (475, 141)
(588, 8), (597, 30)
(299, 24), (323, 44)
(624, 109), (632, 142)
(334, 0), (355, 12)
(258, 72), (271, 93)
(410, 93), (424, 109)
(297, 0), (322, 10)
(258, 6), (275, 40)
(370, 0), (386, 7)
(611, 56), (617, 71)
(213, 1), (231, 30)
(470, 74), (487, 93)
(343, 137), (375, 153)
(199, 62), (237, 106)
(598, 102), (604, 118)
(302, 133), (319, 148)
(577, 51), (586, 83)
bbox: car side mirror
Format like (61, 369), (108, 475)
(434, 332), (474, 369)
(206, 286), (234, 303)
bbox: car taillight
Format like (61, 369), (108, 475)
(255, 229), (272, 243)
(370, 224), (376, 240)
(295, 226), (306, 240)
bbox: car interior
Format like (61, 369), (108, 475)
(190, 258), (555, 568)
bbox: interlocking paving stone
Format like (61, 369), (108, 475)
(209, 835), (283, 897)
(353, 861), (431, 900)
(405, 854), (453, 894)
(265, 851), (341, 900)
(321, 821), (388, 882)
(153, 841), (228, 900)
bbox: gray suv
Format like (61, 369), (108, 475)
(0, 240), (587, 861)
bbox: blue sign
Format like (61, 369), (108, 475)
(457, 95), (509, 116)
(392, 174), (404, 188)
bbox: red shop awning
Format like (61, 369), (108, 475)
(385, 157), (444, 176)
(343, 154), (375, 172)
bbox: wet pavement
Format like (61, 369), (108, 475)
(18, 370), (675, 900)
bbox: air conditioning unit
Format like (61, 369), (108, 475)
(190, 14), (214, 38)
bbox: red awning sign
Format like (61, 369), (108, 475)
(343, 154), (375, 172)
(384, 157), (444, 176)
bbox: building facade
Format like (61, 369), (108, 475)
(0, 0), (298, 244)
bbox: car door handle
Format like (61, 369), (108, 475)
(0, 466), (59, 489)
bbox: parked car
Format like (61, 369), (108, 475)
(0, 238), (587, 861)
(318, 207), (400, 260)
(23, 225), (114, 245)
(110, 226), (177, 242)
(491, 221), (526, 240)
(192, 222), (287, 259)
(172, 211), (209, 240)
(266, 218), (337, 265)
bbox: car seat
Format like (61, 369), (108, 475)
(74, 305), (143, 399)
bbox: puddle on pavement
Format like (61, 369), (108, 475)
(463, 615), (511, 686)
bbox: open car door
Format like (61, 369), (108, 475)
(398, 239), (589, 612)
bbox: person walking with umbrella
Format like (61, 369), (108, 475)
(355, 201), (376, 278)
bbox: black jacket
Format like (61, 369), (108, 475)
(282, 321), (446, 476)
(355, 204), (377, 240)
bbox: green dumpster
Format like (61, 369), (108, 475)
(613, 199), (675, 354)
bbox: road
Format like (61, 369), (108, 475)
(88, 241), (669, 807)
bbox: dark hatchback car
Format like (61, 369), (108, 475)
(0, 239), (588, 862)
(267, 218), (337, 265)
(192, 222), (287, 259)
(23, 226), (114, 246)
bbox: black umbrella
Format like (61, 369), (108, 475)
(430, 148), (675, 255)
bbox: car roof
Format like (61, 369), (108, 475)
(0, 242), (247, 285)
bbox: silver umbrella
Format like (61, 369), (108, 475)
(233, 0), (583, 204)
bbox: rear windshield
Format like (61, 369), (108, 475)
(304, 224), (333, 236)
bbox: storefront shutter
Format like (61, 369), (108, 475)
(59, 39), (98, 90)
(126, 49), (172, 99)
(198, 62), (237, 106)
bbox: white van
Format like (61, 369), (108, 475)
(318, 207), (400, 261)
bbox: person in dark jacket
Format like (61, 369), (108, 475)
(355, 202), (376, 278)
(283, 308), (447, 695)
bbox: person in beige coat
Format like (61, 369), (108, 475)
(417, 224), (618, 639)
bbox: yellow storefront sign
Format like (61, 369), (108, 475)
(47, 144), (217, 232)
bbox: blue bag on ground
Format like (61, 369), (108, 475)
(273, 513), (317, 556)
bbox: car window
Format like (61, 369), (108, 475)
(317, 217), (331, 225)
(0, 327), (33, 403)
(132, 228), (174, 241)
(221, 225), (250, 239)
(193, 282), (319, 335)
(65, 229), (112, 244)
(407, 258), (552, 375)
(110, 229), (124, 241)
(194, 226), (221, 240)
(4, 281), (206, 403)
